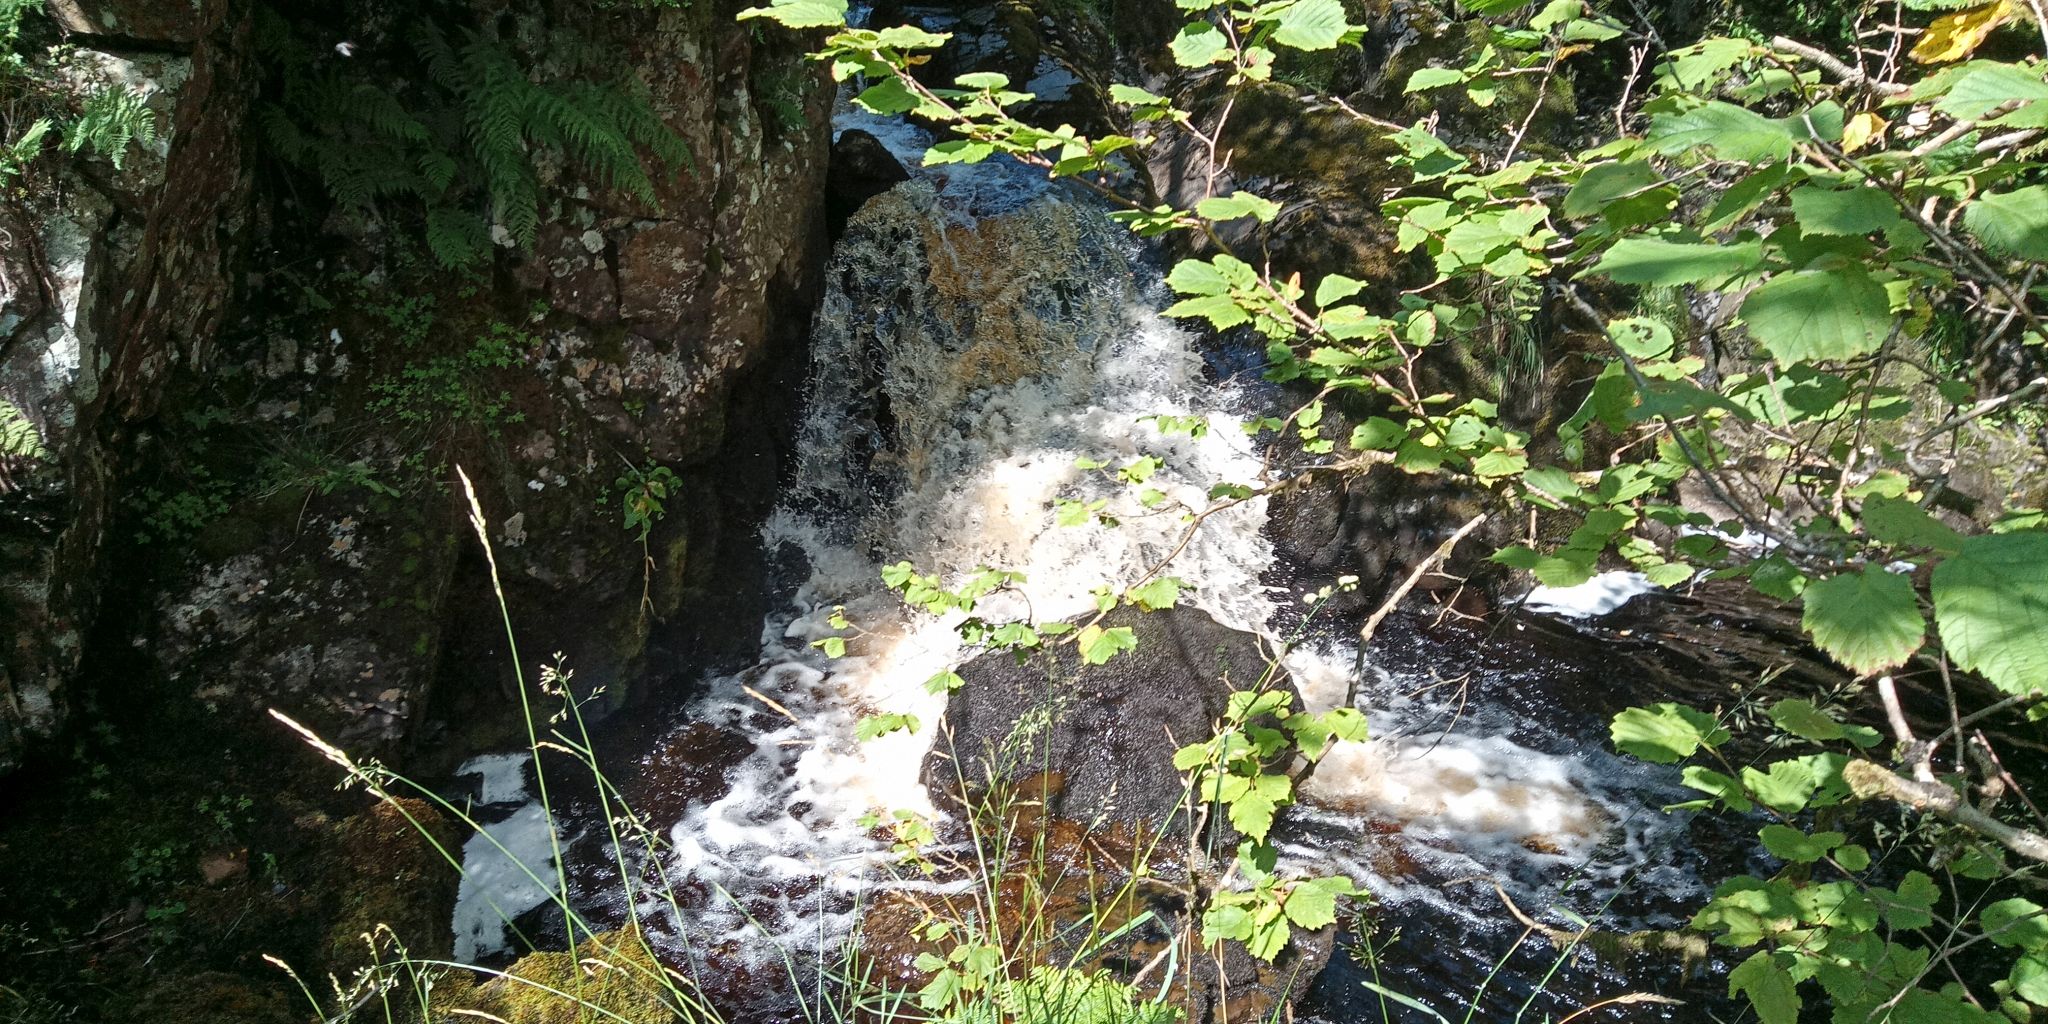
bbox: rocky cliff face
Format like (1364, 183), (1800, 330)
(0, 0), (835, 772)
(0, 0), (256, 774)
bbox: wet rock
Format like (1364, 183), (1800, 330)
(826, 128), (909, 238)
(926, 604), (1297, 840)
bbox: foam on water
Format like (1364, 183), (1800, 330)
(1522, 570), (1658, 618)
(620, 181), (1279, 956)
(452, 169), (1702, 975)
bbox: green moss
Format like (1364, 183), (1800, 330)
(432, 930), (681, 1024)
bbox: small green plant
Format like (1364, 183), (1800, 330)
(366, 320), (530, 437)
(611, 461), (680, 544)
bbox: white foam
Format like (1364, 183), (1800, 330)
(451, 801), (567, 961)
(455, 752), (531, 805)
(1522, 570), (1656, 618)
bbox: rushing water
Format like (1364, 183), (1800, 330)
(450, 115), (1741, 1020)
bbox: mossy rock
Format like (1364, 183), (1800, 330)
(128, 971), (297, 1024)
(318, 796), (461, 977)
(429, 929), (682, 1024)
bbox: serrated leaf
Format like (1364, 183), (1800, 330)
(737, 0), (849, 28)
(1612, 703), (1729, 763)
(1801, 568), (1925, 675)
(1680, 765), (1754, 812)
(1760, 824), (1843, 863)
(1283, 879), (1344, 929)
(1128, 576), (1184, 611)
(1197, 190), (1282, 223)
(1964, 186), (2048, 260)
(1564, 161), (1662, 219)
(1587, 237), (1763, 287)
(1228, 791), (1278, 839)
(1171, 23), (1231, 66)
(1270, 0), (1350, 50)
(1730, 951), (1801, 1024)
(1788, 186), (1904, 237)
(1075, 624), (1138, 665)
(1650, 101), (1796, 163)
(1315, 274), (1366, 307)
(1740, 268), (1894, 363)
(1863, 496), (1964, 554)
(1933, 532), (2048, 693)
(924, 670), (965, 693)
(1767, 698), (1846, 741)
(1405, 67), (1467, 93)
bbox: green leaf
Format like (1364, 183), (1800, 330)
(1128, 576), (1184, 611)
(1171, 23), (1232, 66)
(1197, 191), (1282, 223)
(737, 0), (849, 28)
(1884, 870), (1939, 930)
(1563, 161), (1661, 219)
(1283, 876), (1353, 929)
(856, 713), (920, 741)
(1741, 758), (1825, 814)
(1650, 101), (1796, 163)
(924, 670), (965, 694)
(1587, 237), (1763, 287)
(924, 140), (995, 165)
(1405, 67), (1467, 93)
(1767, 698), (1846, 741)
(1075, 624), (1139, 665)
(1863, 496), (1964, 555)
(1740, 268), (1894, 363)
(1788, 186), (1905, 237)
(1315, 274), (1367, 307)
(1801, 568), (1925, 675)
(1611, 703), (1729, 763)
(1760, 824), (1843, 863)
(1164, 294), (1252, 329)
(1680, 766), (1753, 812)
(1964, 186), (2048, 260)
(1730, 951), (1802, 1024)
(1167, 259), (1230, 296)
(1980, 899), (2048, 947)
(1270, 0), (1351, 50)
(854, 78), (920, 115)
(1227, 791), (1278, 839)
(1933, 532), (2048, 694)
(1835, 844), (1871, 872)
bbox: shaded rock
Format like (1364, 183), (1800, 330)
(925, 605), (1295, 839)
(129, 971), (297, 1024)
(826, 128), (909, 238)
(315, 797), (460, 978)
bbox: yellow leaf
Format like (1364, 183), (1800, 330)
(1910, 0), (2017, 64)
(1843, 111), (1888, 152)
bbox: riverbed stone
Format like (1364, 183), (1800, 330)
(927, 604), (1297, 840)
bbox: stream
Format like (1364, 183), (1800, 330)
(445, 106), (1752, 1022)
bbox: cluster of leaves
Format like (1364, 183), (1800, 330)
(1613, 697), (2039, 1022)
(747, 0), (2048, 1010)
(254, 7), (690, 267)
(366, 319), (531, 436)
(1173, 689), (1366, 958)
(1, 0), (159, 189)
(607, 461), (679, 543)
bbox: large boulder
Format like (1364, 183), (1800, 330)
(925, 605), (1294, 839)
(894, 606), (1331, 1024)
